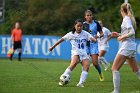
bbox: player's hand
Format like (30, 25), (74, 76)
(92, 38), (97, 43)
(48, 47), (53, 51)
(111, 32), (118, 37)
(94, 35), (99, 39)
(117, 36), (125, 41)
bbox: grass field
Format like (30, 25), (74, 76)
(0, 58), (140, 93)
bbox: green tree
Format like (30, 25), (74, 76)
(0, 0), (140, 37)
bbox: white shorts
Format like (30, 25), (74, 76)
(71, 51), (89, 62)
(118, 49), (136, 58)
(98, 44), (109, 51)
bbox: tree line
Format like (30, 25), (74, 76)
(0, 0), (140, 37)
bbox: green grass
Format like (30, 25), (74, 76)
(0, 58), (140, 93)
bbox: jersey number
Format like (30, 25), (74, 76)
(78, 43), (84, 49)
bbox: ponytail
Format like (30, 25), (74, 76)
(126, 3), (137, 30)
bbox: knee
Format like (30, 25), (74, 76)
(83, 64), (90, 71)
(92, 61), (99, 66)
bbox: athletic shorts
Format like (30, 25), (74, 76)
(71, 50), (89, 62)
(86, 45), (99, 55)
(118, 49), (136, 58)
(98, 44), (109, 51)
(13, 41), (22, 50)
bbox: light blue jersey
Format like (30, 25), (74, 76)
(83, 20), (102, 55)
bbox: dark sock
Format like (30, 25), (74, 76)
(10, 52), (14, 61)
(18, 52), (21, 61)
(95, 65), (102, 74)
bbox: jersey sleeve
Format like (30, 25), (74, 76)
(85, 31), (93, 41)
(105, 28), (111, 36)
(62, 32), (71, 41)
(124, 17), (133, 29)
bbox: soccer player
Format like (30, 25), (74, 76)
(10, 22), (22, 61)
(111, 3), (140, 93)
(49, 19), (97, 87)
(83, 10), (104, 81)
(97, 20), (112, 71)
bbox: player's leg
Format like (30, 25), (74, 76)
(77, 57), (89, 87)
(112, 54), (126, 93)
(126, 57), (140, 80)
(98, 50), (110, 71)
(18, 41), (22, 61)
(10, 50), (15, 61)
(59, 55), (79, 85)
(10, 42), (16, 61)
(91, 54), (104, 81)
(90, 45), (104, 81)
(18, 48), (22, 61)
(62, 55), (79, 75)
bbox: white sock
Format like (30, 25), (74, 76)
(113, 71), (120, 92)
(63, 68), (71, 75)
(98, 57), (102, 64)
(99, 57), (109, 69)
(101, 57), (108, 65)
(78, 71), (88, 84)
(136, 69), (140, 80)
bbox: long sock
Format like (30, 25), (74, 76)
(63, 68), (71, 75)
(10, 52), (14, 60)
(78, 70), (88, 84)
(94, 65), (102, 74)
(136, 69), (140, 80)
(18, 52), (21, 61)
(113, 71), (120, 93)
(98, 57), (102, 64)
(101, 57), (108, 65)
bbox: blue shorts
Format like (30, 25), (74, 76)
(86, 45), (99, 55)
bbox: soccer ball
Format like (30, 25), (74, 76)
(7, 48), (14, 57)
(59, 74), (71, 85)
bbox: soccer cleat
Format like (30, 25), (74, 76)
(104, 63), (110, 71)
(76, 83), (84, 87)
(58, 82), (64, 86)
(99, 73), (104, 81)
(10, 56), (12, 61)
(111, 90), (119, 93)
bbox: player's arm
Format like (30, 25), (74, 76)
(104, 34), (112, 44)
(87, 32), (97, 42)
(90, 37), (97, 42)
(117, 28), (135, 41)
(111, 32), (120, 37)
(49, 38), (64, 51)
(104, 29), (112, 44)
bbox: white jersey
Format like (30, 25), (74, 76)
(97, 27), (111, 47)
(62, 30), (93, 56)
(119, 16), (136, 50)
